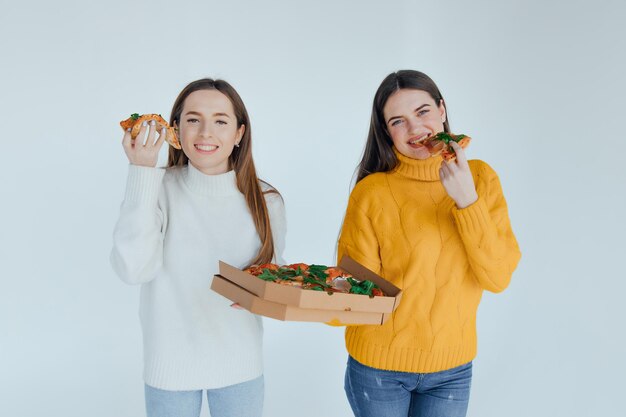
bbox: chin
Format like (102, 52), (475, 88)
(402, 147), (431, 160)
(190, 158), (229, 174)
(412, 152), (431, 160)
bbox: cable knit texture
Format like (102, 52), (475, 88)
(111, 163), (286, 390)
(337, 149), (521, 373)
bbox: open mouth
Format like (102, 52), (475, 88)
(194, 144), (219, 154)
(408, 133), (431, 145)
(408, 133), (445, 154)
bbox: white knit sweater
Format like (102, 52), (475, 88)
(110, 163), (286, 390)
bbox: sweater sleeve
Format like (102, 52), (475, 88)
(337, 193), (381, 275)
(110, 165), (166, 285)
(451, 161), (521, 293)
(266, 191), (287, 265)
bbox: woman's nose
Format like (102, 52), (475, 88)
(199, 122), (213, 138)
(406, 117), (422, 133)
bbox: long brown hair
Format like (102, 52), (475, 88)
(336, 71), (451, 262)
(167, 78), (279, 266)
(355, 70), (451, 183)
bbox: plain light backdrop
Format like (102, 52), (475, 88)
(1, 1), (625, 416)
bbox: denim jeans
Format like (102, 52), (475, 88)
(345, 356), (472, 417)
(144, 375), (263, 417)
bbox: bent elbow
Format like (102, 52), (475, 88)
(109, 251), (158, 285)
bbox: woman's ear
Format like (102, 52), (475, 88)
(236, 124), (246, 146)
(439, 99), (447, 124)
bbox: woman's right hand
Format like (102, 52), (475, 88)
(122, 120), (167, 167)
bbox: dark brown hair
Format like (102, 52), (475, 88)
(355, 70), (451, 183)
(167, 78), (279, 267)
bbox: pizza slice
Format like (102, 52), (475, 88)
(119, 113), (182, 149)
(420, 132), (471, 162)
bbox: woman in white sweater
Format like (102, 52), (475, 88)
(110, 78), (286, 417)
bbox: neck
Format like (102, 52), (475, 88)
(183, 163), (240, 196)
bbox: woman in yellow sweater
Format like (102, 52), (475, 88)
(337, 70), (521, 417)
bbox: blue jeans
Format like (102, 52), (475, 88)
(345, 356), (472, 417)
(144, 375), (263, 417)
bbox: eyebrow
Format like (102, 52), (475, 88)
(387, 104), (430, 124)
(184, 111), (231, 118)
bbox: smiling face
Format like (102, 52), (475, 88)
(177, 89), (245, 175)
(383, 89), (447, 160)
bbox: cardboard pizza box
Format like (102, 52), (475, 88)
(211, 275), (393, 325)
(214, 256), (402, 315)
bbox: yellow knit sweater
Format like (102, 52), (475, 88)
(336, 149), (521, 373)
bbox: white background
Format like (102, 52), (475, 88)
(1, 0), (625, 416)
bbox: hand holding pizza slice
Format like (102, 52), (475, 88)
(120, 113), (182, 149)
(420, 132), (471, 162)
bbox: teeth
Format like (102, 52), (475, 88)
(409, 136), (428, 145)
(195, 144), (218, 151)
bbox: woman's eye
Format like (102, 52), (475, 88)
(187, 118), (199, 123)
(417, 109), (430, 116)
(391, 119), (403, 127)
(215, 120), (227, 125)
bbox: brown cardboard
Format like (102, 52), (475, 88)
(216, 256), (402, 314)
(211, 275), (388, 325)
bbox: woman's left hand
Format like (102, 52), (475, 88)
(439, 141), (478, 209)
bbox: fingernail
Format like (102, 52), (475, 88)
(150, 120), (155, 126)
(126, 128), (130, 132)
(162, 128), (166, 134)
(142, 121), (147, 126)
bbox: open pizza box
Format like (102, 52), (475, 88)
(210, 256), (403, 325)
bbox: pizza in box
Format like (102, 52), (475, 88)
(245, 263), (385, 297)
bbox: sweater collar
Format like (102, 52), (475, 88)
(183, 163), (240, 196)
(392, 147), (443, 182)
